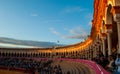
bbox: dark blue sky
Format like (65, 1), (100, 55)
(0, 0), (94, 44)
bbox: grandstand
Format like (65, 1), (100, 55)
(0, 0), (120, 74)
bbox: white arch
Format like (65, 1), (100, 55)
(108, 0), (114, 6)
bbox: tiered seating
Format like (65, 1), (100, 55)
(0, 57), (110, 74)
(75, 59), (110, 74)
(52, 59), (96, 74)
(56, 58), (110, 74)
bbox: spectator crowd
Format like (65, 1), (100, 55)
(92, 51), (120, 74)
(0, 57), (62, 74)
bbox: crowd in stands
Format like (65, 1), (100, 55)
(91, 51), (120, 74)
(2, 51), (120, 74)
(0, 58), (62, 74)
(38, 64), (62, 74)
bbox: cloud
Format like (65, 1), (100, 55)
(64, 35), (88, 39)
(43, 20), (62, 24)
(50, 28), (60, 35)
(61, 36), (66, 39)
(49, 27), (89, 40)
(84, 13), (93, 27)
(88, 21), (92, 26)
(30, 13), (38, 16)
(63, 28), (68, 31)
(85, 13), (93, 19)
(65, 27), (89, 39)
(77, 27), (88, 35)
(69, 29), (79, 35)
(69, 27), (88, 35)
(62, 6), (84, 14)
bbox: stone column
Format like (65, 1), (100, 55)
(92, 46), (94, 58)
(89, 47), (91, 59)
(117, 22), (120, 53)
(86, 50), (88, 59)
(90, 49), (92, 59)
(93, 45), (96, 58)
(83, 50), (85, 59)
(106, 24), (112, 55)
(88, 48), (89, 59)
(90, 46), (93, 59)
(102, 39), (106, 56)
(107, 32), (112, 55)
(112, 6), (120, 53)
(81, 51), (83, 59)
(101, 33), (107, 56)
(114, 14), (120, 53)
(85, 49), (88, 59)
(100, 42), (103, 52)
(88, 49), (90, 59)
(83, 49), (86, 58)
(80, 50), (82, 58)
(99, 43), (103, 56)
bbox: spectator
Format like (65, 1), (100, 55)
(115, 54), (120, 74)
(106, 55), (115, 73)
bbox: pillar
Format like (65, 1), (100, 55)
(107, 31), (112, 55)
(117, 22), (120, 53)
(83, 50), (85, 59)
(85, 50), (86, 59)
(92, 46), (95, 58)
(102, 38), (106, 56)
(91, 49), (93, 59)
(86, 50), (88, 59)
(106, 24), (112, 55)
(112, 6), (120, 54)
(100, 43), (102, 52)
(114, 13), (120, 53)
(82, 51), (84, 59)
(89, 47), (91, 59)
(93, 45), (96, 58)
(88, 49), (90, 59)
(87, 49), (89, 59)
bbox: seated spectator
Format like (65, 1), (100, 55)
(114, 54), (120, 74)
(99, 57), (109, 68)
(106, 55), (115, 72)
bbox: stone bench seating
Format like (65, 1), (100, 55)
(57, 58), (110, 74)
(33, 58), (110, 74)
(53, 59), (95, 74)
(67, 60), (94, 74)
(75, 59), (110, 74)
